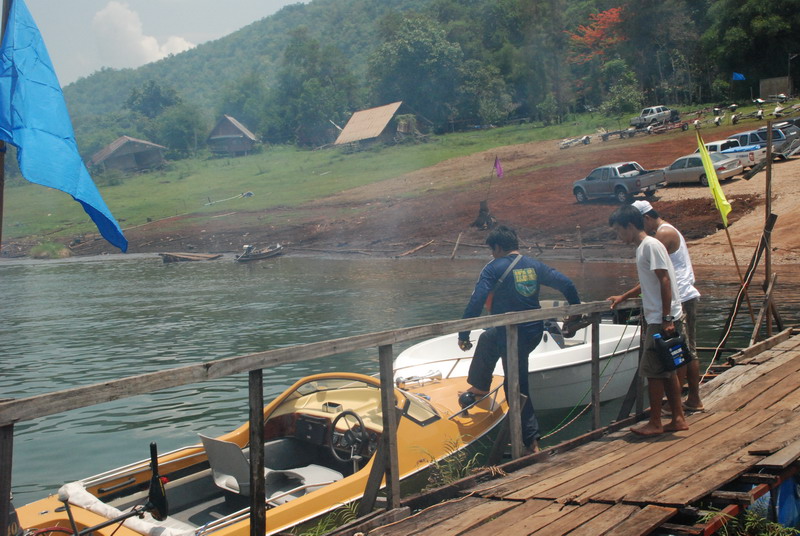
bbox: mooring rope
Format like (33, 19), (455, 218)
(541, 319), (639, 440)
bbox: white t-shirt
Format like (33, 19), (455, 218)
(658, 222), (700, 303)
(636, 236), (683, 325)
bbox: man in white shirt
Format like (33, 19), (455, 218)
(608, 204), (688, 436)
(632, 200), (703, 411)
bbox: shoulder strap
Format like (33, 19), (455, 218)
(494, 254), (523, 290)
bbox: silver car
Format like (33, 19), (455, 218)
(663, 153), (742, 186)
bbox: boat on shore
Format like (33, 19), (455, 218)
(158, 252), (223, 263)
(16, 371), (507, 536)
(234, 244), (284, 262)
(394, 312), (640, 411)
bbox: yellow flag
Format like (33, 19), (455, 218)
(696, 130), (732, 227)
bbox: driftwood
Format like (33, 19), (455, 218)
(397, 240), (434, 257)
(288, 246), (377, 255)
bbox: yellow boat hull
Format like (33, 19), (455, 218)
(18, 372), (507, 536)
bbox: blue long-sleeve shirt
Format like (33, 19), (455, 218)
(459, 254), (581, 341)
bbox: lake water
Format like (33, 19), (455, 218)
(1, 253), (797, 504)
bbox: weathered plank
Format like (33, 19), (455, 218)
(650, 453), (762, 505)
(418, 498), (521, 536)
(371, 496), (513, 536)
(458, 499), (552, 536)
(738, 357), (800, 410)
(527, 502), (615, 535)
(603, 505), (677, 536)
(728, 328), (800, 365)
(500, 413), (721, 501)
(756, 439), (800, 469)
(470, 500), (582, 536)
(478, 431), (636, 498)
(563, 504), (641, 536)
(705, 352), (800, 412)
(595, 410), (784, 504)
(537, 412), (729, 504)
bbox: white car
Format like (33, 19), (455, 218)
(663, 153), (742, 186)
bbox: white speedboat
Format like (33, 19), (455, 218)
(394, 318), (640, 411)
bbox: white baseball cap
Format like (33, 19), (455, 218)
(631, 200), (653, 215)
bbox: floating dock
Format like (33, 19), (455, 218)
(364, 330), (800, 536)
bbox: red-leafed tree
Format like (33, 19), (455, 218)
(566, 7), (626, 64)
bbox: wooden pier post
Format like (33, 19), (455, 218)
(378, 344), (400, 508)
(248, 370), (266, 536)
(0, 424), (12, 536)
(591, 314), (601, 430)
(506, 325), (523, 458)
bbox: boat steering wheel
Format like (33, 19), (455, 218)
(329, 410), (368, 463)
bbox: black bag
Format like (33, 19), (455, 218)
(653, 331), (692, 371)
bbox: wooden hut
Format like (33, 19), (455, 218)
(89, 136), (166, 173)
(207, 115), (258, 156)
(334, 101), (404, 145)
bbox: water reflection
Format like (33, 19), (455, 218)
(1, 255), (797, 502)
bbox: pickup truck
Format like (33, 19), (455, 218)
(695, 139), (767, 169)
(573, 162), (666, 204)
(630, 106), (676, 128)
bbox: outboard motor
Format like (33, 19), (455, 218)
(6, 497), (23, 536)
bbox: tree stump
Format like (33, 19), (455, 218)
(471, 201), (496, 230)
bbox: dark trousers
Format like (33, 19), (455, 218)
(466, 326), (543, 447)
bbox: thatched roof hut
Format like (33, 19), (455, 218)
(89, 136), (166, 172)
(207, 115), (258, 156)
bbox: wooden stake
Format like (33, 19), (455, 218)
(450, 232), (462, 260)
(724, 226), (756, 325)
(576, 225), (585, 263)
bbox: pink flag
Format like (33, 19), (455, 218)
(494, 156), (504, 178)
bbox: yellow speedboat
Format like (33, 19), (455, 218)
(17, 371), (507, 536)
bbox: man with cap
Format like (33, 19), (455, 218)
(607, 204), (687, 436)
(630, 200), (703, 411)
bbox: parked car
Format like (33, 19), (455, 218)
(663, 153), (742, 186)
(572, 161), (666, 203)
(695, 139), (767, 170)
(630, 106), (675, 128)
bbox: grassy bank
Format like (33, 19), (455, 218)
(1, 105), (728, 245)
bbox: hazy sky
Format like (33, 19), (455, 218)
(21, 0), (306, 85)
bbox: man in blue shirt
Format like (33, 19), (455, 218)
(458, 226), (581, 453)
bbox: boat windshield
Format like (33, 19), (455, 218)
(293, 377), (377, 397)
(402, 391), (440, 426)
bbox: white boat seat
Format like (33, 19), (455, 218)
(199, 434), (343, 501)
(199, 434), (263, 495)
(265, 464), (343, 506)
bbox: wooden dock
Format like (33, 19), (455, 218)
(362, 330), (800, 536)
